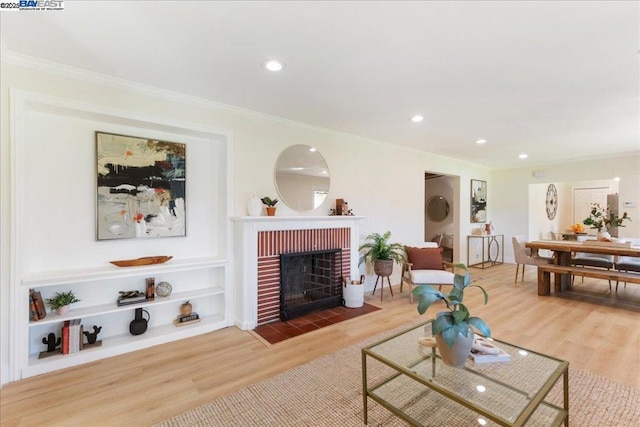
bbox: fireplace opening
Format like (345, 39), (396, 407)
(280, 249), (343, 321)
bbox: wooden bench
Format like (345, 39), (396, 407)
(537, 264), (640, 296)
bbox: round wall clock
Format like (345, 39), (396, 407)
(546, 184), (558, 220)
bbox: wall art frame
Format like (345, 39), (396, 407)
(471, 179), (487, 223)
(96, 131), (186, 240)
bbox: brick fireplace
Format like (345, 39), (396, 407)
(233, 216), (363, 330)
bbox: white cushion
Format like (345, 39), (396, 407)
(410, 269), (455, 285)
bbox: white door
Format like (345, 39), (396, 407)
(573, 187), (608, 228)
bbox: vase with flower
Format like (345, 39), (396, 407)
(582, 203), (631, 241)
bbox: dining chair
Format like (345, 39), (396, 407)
(614, 256), (640, 292)
(571, 252), (614, 291)
(512, 235), (553, 283)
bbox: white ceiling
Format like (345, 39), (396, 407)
(1, 1), (638, 169)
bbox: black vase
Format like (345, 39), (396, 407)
(129, 308), (150, 335)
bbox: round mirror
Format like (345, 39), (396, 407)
(275, 145), (330, 211)
(426, 195), (449, 222)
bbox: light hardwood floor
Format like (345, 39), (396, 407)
(1, 263), (639, 426)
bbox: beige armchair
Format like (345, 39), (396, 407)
(400, 242), (455, 303)
(512, 235), (552, 283)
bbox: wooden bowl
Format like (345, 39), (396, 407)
(110, 256), (173, 267)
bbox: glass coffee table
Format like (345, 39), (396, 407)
(362, 320), (569, 426)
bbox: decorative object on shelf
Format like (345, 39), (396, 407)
(180, 300), (193, 316)
(470, 179), (487, 223)
(109, 255), (173, 267)
(342, 275), (365, 308)
(330, 198), (354, 216)
(484, 221), (494, 235)
(412, 264), (491, 367)
(146, 277), (155, 301)
(129, 308), (150, 335)
(29, 289), (47, 321)
(358, 231), (406, 278)
(42, 332), (61, 352)
(96, 132), (186, 240)
(247, 193), (263, 216)
(83, 325), (102, 345)
(45, 291), (81, 316)
(582, 203), (631, 241)
(156, 281), (173, 297)
(545, 184), (558, 220)
(174, 311), (200, 326)
(116, 290), (147, 306)
(261, 196), (278, 216)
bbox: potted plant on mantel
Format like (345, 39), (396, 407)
(412, 264), (491, 367)
(45, 291), (81, 316)
(261, 196), (278, 216)
(358, 231), (406, 277)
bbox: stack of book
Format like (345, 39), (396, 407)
(117, 291), (147, 306)
(29, 289), (47, 321)
(62, 319), (84, 355)
(469, 334), (511, 363)
(173, 312), (200, 327)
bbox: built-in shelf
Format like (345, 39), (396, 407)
(29, 287), (225, 327)
(22, 257), (226, 287)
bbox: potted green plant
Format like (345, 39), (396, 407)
(261, 196), (278, 216)
(358, 231), (406, 277)
(45, 291), (81, 316)
(583, 203), (631, 240)
(412, 264), (490, 367)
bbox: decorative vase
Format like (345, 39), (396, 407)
(247, 193), (262, 216)
(434, 326), (474, 367)
(57, 305), (70, 316)
(129, 308), (150, 336)
(266, 206), (276, 216)
(373, 259), (393, 277)
(597, 230), (611, 241)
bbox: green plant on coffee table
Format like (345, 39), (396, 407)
(260, 197), (278, 207)
(45, 291), (81, 310)
(412, 264), (490, 347)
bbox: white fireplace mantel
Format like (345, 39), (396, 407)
(232, 216), (365, 330)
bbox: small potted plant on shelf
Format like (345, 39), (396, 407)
(358, 231), (406, 277)
(412, 264), (490, 367)
(45, 291), (81, 316)
(261, 196), (278, 216)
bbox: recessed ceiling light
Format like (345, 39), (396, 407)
(411, 115), (424, 123)
(518, 153), (528, 159)
(263, 59), (284, 71)
(476, 139), (487, 144)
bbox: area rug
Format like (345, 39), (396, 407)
(158, 321), (640, 427)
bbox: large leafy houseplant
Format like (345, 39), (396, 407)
(412, 264), (490, 347)
(358, 231), (406, 266)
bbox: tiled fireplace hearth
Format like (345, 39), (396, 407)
(233, 216), (364, 330)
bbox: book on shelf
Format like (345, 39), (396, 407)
(468, 335), (511, 364)
(62, 320), (70, 355)
(173, 317), (201, 327)
(176, 312), (199, 323)
(116, 296), (148, 306)
(29, 289), (47, 320)
(29, 297), (39, 321)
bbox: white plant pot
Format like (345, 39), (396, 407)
(57, 305), (70, 316)
(247, 193), (262, 216)
(343, 284), (364, 308)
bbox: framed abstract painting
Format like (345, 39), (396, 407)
(471, 179), (487, 223)
(96, 132), (186, 240)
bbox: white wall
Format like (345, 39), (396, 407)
(0, 61), (492, 384)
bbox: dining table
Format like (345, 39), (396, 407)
(525, 239), (640, 292)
